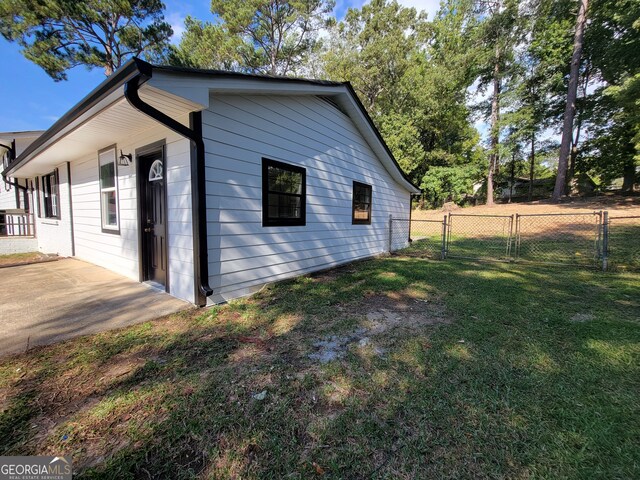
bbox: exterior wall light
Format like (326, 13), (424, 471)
(118, 150), (133, 167)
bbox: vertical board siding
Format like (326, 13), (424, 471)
(69, 123), (195, 303)
(203, 94), (410, 303)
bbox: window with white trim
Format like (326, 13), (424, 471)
(98, 147), (119, 232)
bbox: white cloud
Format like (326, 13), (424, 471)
(167, 12), (186, 44)
(335, 0), (442, 20)
(395, 0), (442, 18)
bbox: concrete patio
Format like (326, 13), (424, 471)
(0, 258), (191, 357)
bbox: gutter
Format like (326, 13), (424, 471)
(123, 59), (213, 306)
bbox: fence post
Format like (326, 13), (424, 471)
(514, 214), (520, 261)
(506, 214), (514, 260)
(602, 211), (609, 271)
(388, 214), (393, 253)
(441, 215), (447, 260)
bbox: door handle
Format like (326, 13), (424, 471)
(144, 227), (154, 233)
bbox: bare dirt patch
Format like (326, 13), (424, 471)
(309, 292), (450, 363)
(570, 312), (596, 323)
(310, 265), (357, 283)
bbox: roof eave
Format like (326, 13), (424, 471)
(3, 58), (149, 177)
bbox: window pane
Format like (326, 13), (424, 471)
(100, 162), (115, 189)
(284, 195), (301, 218)
(102, 191), (117, 226)
(51, 190), (58, 217)
(42, 173), (57, 218)
(354, 206), (370, 220)
(268, 166), (302, 194)
(268, 193), (301, 219)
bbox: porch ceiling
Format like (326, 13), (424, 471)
(11, 85), (199, 178)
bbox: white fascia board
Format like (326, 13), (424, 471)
(148, 71), (344, 106)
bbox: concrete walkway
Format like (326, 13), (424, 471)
(0, 258), (191, 357)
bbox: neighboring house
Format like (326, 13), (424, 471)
(1, 58), (419, 306)
(1, 130), (44, 253)
(497, 177), (556, 201)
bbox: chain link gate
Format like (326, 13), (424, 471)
(446, 214), (514, 261)
(514, 212), (603, 266)
(606, 215), (640, 271)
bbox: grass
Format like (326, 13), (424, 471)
(1, 256), (639, 479)
(0, 251), (46, 266)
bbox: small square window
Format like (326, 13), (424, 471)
(352, 181), (372, 225)
(262, 158), (306, 227)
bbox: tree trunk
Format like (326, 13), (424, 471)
(621, 159), (636, 192)
(508, 152), (515, 203)
(487, 53), (501, 206)
(552, 0), (589, 202)
(104, 43), (114, 76)
(568, 144), (578, 193)
(528, 134), (535, 202)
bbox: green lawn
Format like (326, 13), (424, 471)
(1, 257), (639, 479)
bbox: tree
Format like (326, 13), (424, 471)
(552, 0), (589, 201)
(205, 0), (335, 75)
(473, 0), (521, 206)
(581, 0), (640, 191)
(500, 0), (569, 201)
(167, 16), (242, 70)
(0, 0), (172, 80)
(322, 0), (426, 117)
(322, 0), (483, 200)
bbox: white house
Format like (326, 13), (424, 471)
(0, 58), (419, 306)
(1, 130), (44, 253)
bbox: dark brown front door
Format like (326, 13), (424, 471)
(140, 152), (167, 288)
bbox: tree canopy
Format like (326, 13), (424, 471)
(3, 0), (637, 201)
(0, 0), (173, 80)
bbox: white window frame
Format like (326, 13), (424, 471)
(98, 145), (120, 233)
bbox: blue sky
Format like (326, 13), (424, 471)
(0, 0), (440, 133)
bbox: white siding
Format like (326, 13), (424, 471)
(35, 163), (73, 256)
(203, 94), (411, 303)
(0, 236), (38, 254)
(1, 134), (41, 212)
(0, 184), (18, 211)
(69, 123), (195, 303)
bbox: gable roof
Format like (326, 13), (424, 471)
(4, 58), (420, 193)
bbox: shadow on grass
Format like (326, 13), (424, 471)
(0, 258), (639, 479)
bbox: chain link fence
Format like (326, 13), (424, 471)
(606, 215), (640, 271)
(447, 214), (513, 261)
(388, 210), (639, 271)
(389, 218), (445, 258)
(515, 212), (602, 266)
